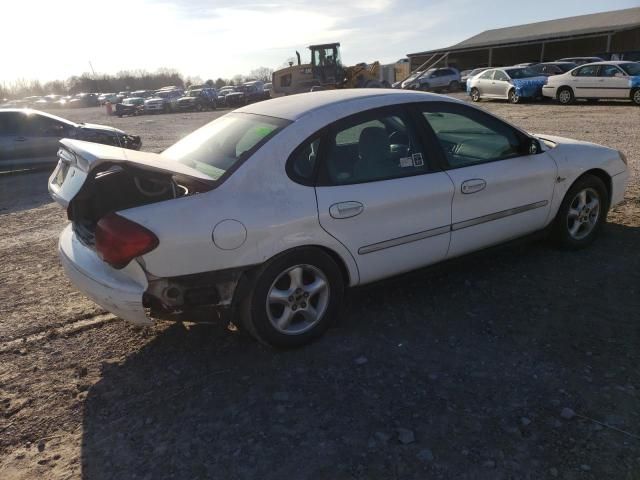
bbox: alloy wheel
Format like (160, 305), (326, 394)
(266, 264), (330, 335)
(566, 187), (600, 240)
(633, 90), (640, 105)
(558, 89), (572, 104)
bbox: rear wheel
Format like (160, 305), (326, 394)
(448, 80), (460, 91)
(470, 88), (481, 102)
(508, 88), (521, 104)
(239, 248), (344, 348)
(551, 174), (608, 249)
(631, 88), (640, 106)
(557, 87), (574, 105)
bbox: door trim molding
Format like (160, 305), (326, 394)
(358, 200), (549, 255)
(358, 225), (450, 255)
(451, 200), (548, 231)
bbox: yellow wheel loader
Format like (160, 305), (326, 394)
(271, 43), (383, 97)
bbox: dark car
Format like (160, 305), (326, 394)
(176, 87), (217, 111)
(0, 109), (141, 171)
(114, 97), (145, 117)
(529, 62), (577, 76)
(68, 93), (99, 108)
(224, 81), (267, 107)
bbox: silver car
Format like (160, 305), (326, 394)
(467, 67), (548, 104)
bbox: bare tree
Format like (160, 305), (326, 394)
(250, 67), (274, 83)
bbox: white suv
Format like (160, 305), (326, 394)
(543, 61), (640, 105)
(402, 68), (461, 92)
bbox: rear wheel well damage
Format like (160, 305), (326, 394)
(143, 245), (352, 324)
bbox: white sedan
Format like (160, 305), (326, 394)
(49, 90), (629, 348)
(542, 61), (640, 105)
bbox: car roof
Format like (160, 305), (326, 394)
(576, 61), (634, 66)
(238, 89), (457, 121)
(0, 108), (77, 126)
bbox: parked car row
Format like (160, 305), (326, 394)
(466, 61), (640, 106)
(0, 109), (141, 171)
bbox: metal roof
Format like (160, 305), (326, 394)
(408, 7), (640, 56)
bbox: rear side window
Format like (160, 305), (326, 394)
(318, 108), (429, 186)
(287, 136), (321, 185)
(0, 112), (23, 135)
(479, 70), (494, 80)
(574, 65), (598, 77)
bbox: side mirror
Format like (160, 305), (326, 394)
(528, 138), (541, 155)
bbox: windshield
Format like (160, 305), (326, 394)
(505, 68), (539, 79)
(161, 113), (290, 180)
(620, 63), (640, 76)
(186, 89), (202, 96)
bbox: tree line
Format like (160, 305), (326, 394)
(0, 67), (274, 99)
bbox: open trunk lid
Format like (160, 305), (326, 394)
(49, 138), (214, 207)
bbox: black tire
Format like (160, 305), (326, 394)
(551, 174), (609, 249)
(449, 80), (460, 91)
(195, 103), (203, 112)
(557, 87), (574, 105)
(238, 248), (345, 348)
(631, 88), (640, 106)
(508, 88), (521, 104)
(470, 87), (481, 102)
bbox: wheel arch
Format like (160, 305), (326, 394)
(577, 168), (612, 206)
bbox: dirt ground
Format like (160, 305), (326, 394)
(1, 96), (639, 480)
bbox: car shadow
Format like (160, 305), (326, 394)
(0, 168), (55, 214)
(81, 222), (640, 479)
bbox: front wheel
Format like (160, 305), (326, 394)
(508, 89), (521, 104)
(470, 88), (481, 102)
(551, 174), (608, 249)
(448, 80), (460, 91)
(239, 248), (345, 348)
(631, 88), (640, 106)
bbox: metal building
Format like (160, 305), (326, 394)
(407, 7), (640, 72)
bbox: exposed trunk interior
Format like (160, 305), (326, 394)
(68, 164), (213, 247)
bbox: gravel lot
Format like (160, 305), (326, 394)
(1, 96), (639, 480)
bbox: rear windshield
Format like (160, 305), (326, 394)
(161, 112), (290, 180)
(620, 63), (640, 76)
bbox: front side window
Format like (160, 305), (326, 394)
(421, 104), (527, 168)
(318, 109), (429, 186)
(493, 70), (509, 81)
(599, 65), (624, 77)
(575, 65), (598, 77)
(162, 113), (290, 180)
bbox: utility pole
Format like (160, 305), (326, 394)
(89, 61), (96, 77)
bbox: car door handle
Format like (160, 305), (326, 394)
(329, 201), (364, 219)
(14, 136), (27, 142)
(461, 179), (487, 194)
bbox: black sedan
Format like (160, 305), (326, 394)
(0, 109), (141, 172)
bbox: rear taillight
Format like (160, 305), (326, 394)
(95, 213), (159, 269)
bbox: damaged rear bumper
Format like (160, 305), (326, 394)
(58, 224), (152, 326)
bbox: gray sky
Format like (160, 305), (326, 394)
(1, 0), (636, 84)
